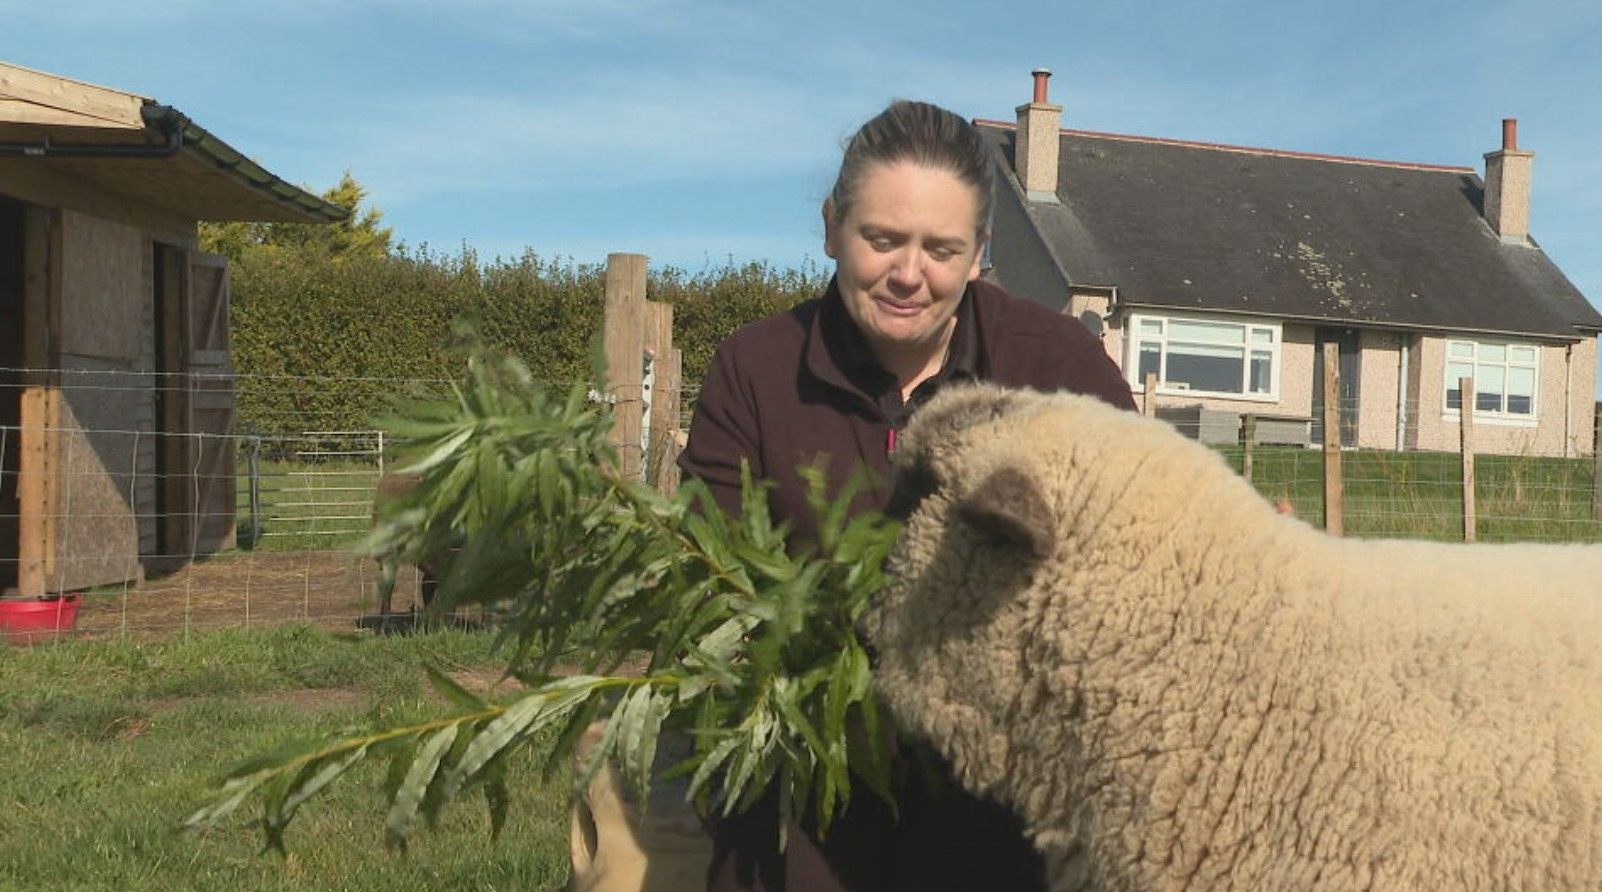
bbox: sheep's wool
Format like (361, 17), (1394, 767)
(863, 384), (1602, 892)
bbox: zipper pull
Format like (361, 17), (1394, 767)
(885, 427), (897, 460)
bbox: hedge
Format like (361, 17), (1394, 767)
(230, 247), (826, 436)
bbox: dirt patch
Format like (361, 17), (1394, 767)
(253, 686), (373, 713)
(68, 549), (431, 639)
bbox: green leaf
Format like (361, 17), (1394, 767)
(396, 425), (475, 476)
(381, 735), (422, 805)
(181, 770), (275, 834)
(613, 684), (670, 809)
(443, 676), (602, 804)
(386, 726), (459, 850)
(483, 763), (510, 842)
(424, 663), (488, 711)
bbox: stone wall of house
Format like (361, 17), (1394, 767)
(1071, 289), (1120, 372)
(1355, 330), (1405, 451)
(1566, 335), (1598, 457)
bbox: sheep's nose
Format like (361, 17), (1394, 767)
(854, 616), (881, 666)
(885, 468), (936, 521)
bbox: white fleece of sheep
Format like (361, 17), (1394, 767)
(863, 384), (1602, 892)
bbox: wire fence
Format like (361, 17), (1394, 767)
(1147, 392), (1602, 544)
(0, 368), (694, 642)
(0, 367), (1597, 642)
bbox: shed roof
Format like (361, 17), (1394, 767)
(0, 61), (347, 224)
(977, 121), (1602, 341)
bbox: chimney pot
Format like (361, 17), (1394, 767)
(1031, 68), (1052, 104)
(1502, 118), (1518, 151)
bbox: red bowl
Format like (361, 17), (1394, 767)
(0, 594), (81, 645)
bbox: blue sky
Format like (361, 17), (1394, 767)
(4, 0), (1599, 313)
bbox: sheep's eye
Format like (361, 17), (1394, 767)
(885, 463), (939, 521)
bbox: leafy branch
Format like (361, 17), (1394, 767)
(184, 346), (901, 851)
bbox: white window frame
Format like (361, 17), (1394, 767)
(1126, 312), (1283, 402)
(1441, 337), (1541, 424)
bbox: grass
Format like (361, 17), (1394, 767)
(0, 625), (573, 891)
(237, 459), (380, 553)
(1217, 445), (1602, 543)
(230, 445), (1602, 559)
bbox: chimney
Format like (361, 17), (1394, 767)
(1014, 68), (1062, 202)
(1483, 117), (1535, 243)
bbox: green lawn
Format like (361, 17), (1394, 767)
(1218, 445), (1602, 543)
(0, 626), (573, 891)
(230, 445), (1602, 555)
(237, 459), (380, 552)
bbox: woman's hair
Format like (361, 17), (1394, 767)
(829, 100), (994, 236)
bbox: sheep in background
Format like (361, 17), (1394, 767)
(863, 384), (1602, 891)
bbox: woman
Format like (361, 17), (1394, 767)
(680, 100), (1135, 891)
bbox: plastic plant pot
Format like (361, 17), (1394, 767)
(0, 593), (81, 645)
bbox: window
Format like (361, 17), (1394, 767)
(1128, 313), (1281, 399)
(1443, 339), (1539, 418)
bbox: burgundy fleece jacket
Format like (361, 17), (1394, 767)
(680, 277), (1136, 545)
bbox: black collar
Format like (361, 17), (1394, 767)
(805, 276), (980, 422)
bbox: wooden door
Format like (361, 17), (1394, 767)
(185, 252), (236, 555)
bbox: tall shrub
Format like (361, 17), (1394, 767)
(230, 248), (825, 436)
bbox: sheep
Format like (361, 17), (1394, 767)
(370, 471), (440, 620)
(861, 383), (1602, 891)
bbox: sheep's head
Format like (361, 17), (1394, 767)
(862, 386), (1087, 795)
(862, 384), (1272, 803)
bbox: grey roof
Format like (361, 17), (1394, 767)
(978, 123), (1602, 340)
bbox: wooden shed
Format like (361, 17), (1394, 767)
(0, 61), (346, 597)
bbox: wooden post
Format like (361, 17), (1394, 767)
(643, 301), (681, 494)
(1322, 341), (1343, 537)
(1241, 413), (1257, 484)
(652, 347), (682, 494)
(603, 254), (647, 480)
(1142, 372), (1157, 417)
(1460, 376), (1476, 543)
(247, 436), (262, 548)
(17, 389), (49, 596)
(16, 205), (56, 596)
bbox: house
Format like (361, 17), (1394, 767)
(978, 70), (1602, 458)
(0, 61), (346, 598)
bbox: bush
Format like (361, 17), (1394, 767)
(231, 247), (826, 436)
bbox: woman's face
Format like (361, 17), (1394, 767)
(824, 161), (986, 361)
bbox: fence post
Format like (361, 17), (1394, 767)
(1592, 403), (1601, 523)
(1241, 413), (1257, 483)
(641, 300), (682, 493)
(603, 253), (648, 480)
(247, 435), (262, 549)
(1322, 342), (1343, 536)
(1460, 376), (1477, 543)
(1142, 372), (1157, 417)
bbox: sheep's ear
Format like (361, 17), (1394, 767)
(956, 467), (1054, 560)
